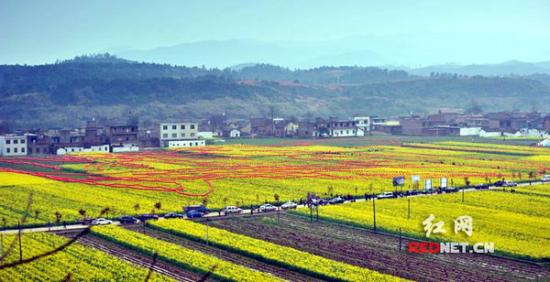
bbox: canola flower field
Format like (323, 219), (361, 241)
(0, 232), (172, 281)
(92, 225), (281, 282)
(0, 141), (548, 227)
(294, 185), (550, 260)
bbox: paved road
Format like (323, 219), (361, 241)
(0, 180), (546, 235)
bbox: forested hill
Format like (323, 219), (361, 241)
(1, 54), (549, 129)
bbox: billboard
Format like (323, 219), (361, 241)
(440, 178), (448, 188)
(393, 176), (405, 186)
(424, 179), (433, 190)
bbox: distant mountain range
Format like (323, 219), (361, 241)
(407, 61), (550, 77)
(1, 54), (549, 130)
(108, 38), (550, 77)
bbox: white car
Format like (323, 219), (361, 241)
(91, 218), (113, 225)
(223, 206), (243, 214)
(542, 175), (550, 182)
(259, 204), (278, 212)
(377, 192), (394, 199)
(281, 201), (298, 209)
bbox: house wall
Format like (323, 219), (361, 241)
(160, 122), (199, 146)
(329, 128), (357, 137)
(168, 140), (205, 148)
(56, 145), (110, 155)
(0, 135), (28, 156)
(229, 130), (240, 138)
(459, 127), (482, 136)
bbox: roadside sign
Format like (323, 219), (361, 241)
(425, 179), (432, 190)
(440, 178), (448, 188)
(393, 176), (405, 186)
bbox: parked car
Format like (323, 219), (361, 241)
(493, 180), (506, 187)
(186, 210), (205, 218)
(377, 192), (394, 199)
(119, 216), (138, 224)
(223, 206), (243, 214)
(281, 201), (298, 209)
(184, 205), (209, 215)
(91, 218), (113, 225)
(164, 212), (185, 219)
(541, 175), (550, 182)
(475, 184), (490, 190)
(259, 204), (278, 212)
(328, 196), (345, 204)
(503, 181), (517, 187)
(443, 187), (459, 193)
(138, 214), (159, 221)
(311, 198), (329, 206)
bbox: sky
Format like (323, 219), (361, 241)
(1, 0), (550, 66)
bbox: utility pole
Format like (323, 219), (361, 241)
(372, 198), (377, 233)
(18, 221), (22, 262)
(316, 205), (319, 221)
(407, 198), (411, 219)
(205, 218), (209, 246)
(399, 228), (403, 251)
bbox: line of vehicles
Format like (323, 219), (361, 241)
(84, 175), (550, 226)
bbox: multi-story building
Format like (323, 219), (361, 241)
(398, 116), (425, 135)
(27, 134), (51, 155)
(327, 120), (358, 137)
(159, 122), (198, 147)
(0, 134), (28, 156)
(353, 116), (372, 134)
(109, 125), (139, 151)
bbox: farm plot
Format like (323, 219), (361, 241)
(293, 189), (550, 260)
(0, 142), (549, 228)
(0, 232), (172, 281)
(122, 224), (324, 282)
(148, 219), (403, 281)
(207, 214), (550, 282)
(91, 225), (282, 282)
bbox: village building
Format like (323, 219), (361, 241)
(159, 122), (199, 147)
(168, 139), (206, 148)
(0, 134), (28, 156)
(398, 116), (425, 135)
(27, 134), (51, 155)
(326, 120), (358, 137)
(109, 124), (139, 152)
(138, 129), (160, 149)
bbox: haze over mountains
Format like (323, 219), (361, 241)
(109, 37), (550, 77)
(1, 54), (550, 129)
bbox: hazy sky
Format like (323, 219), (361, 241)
(1, 0), (550, 65)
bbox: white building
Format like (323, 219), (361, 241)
(227, 129), (241, 138)
(168, 140), (206, 148)
(197, 131), (214, 139)
(538, 139), (550, 147)
(112, 145), (140, 153)
(0, 134), (28, 156)
(56, 145), (110, 155)
(160, 122), (199, 147)
(459, 127), (482, 136)
(353, 116), (372, 134)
